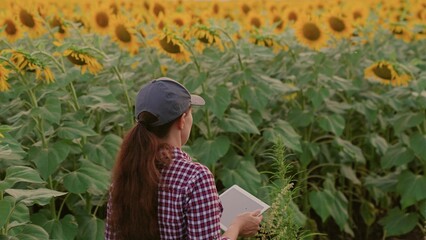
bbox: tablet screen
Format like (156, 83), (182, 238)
(219, 185), (269, 230)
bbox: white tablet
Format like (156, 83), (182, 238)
(219, 185), (270, 231)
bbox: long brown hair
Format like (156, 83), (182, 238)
(109, 111), (178, 239)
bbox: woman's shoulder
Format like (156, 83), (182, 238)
(171, 148), (211, 176)
(160, 147), (213, 187)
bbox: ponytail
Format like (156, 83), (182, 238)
(109, 112), (175, 240)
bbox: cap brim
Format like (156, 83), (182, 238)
(191, 94), (205, 106)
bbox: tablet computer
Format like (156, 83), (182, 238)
(219, 185), (270, 231)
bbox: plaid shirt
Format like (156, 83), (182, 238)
(105, 147), (230, 240)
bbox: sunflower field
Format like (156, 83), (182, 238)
(0, 0), (425, 239)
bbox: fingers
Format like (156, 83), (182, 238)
(251, 209), (261, 216)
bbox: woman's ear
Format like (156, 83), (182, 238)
(178, 113), (186, 130)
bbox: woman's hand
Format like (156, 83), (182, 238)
(230, 210), (263, 237)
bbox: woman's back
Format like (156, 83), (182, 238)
(158, 147), (223, 239)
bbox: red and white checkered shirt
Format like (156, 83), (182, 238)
(105, 147), (230, 240)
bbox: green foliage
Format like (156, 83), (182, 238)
(256, 140), (306, 240)
(1, 18), (426, 240)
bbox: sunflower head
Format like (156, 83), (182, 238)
(389, 24), (412, 42)
(13, 3), (45, 38)
(271, 14), (286, 33)
(89, 3), (114, 35)
(242, 11), (265, 33)
(110, 15), (139, 54)
(294, 15), (328, 50)
(344, 2), (369, 27)
(0, 63), (11, 92)
(238, 1), (252, 15)
(190, 24), (224, 52)
(153, 2), (166, 17)
(49, 15), (69, 41)
(323, 9), (353, 39)
(284, 7), (300, 23)
(0, 12), (23, 42)
(64, 48), (103, 74)
(153, 28), (189, 63)
(10, 50), (35, 71)
(282, 83), (298, 101)
(9, 50), (55, 83)
(364, 61), (410, 86)
(250, 31), (282, 51)
(412, 23), (426, 40)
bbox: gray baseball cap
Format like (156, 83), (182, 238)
(135, 77), (205, 126)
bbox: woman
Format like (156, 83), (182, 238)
(105, 77), (262, 240)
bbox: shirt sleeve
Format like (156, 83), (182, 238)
(185, 166), (225, 240)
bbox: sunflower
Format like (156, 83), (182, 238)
(10, 50), (55, 83)
(323, 9), (353, 39)
(61, 4), (89, 31)
(0, 12), (23, 42)
(27, 62), (55, 84)
(154, 12), (168, 31)
(35, 0), (52, 20)
(294, 15), (328, 50)
(237, 0), (252, 15)
(282, 83), (297, 101)
(411, 4), (425, 22)
(88, 3), (113, 35)
(250, 32), (283, 53)
(388, 23), (412, 42)
(109, 1), (119, 15)
(110, 15), (140, 54)
(142, 0), (150, 11)
(13, 3), (45, 38)
(284, 7), (301, 24)
(209, 0), (223, 17)
(49, 15), (69, 41)
(64, 48), (103, 75)
(221, 8), (236, 22)
(160, 65), (168, 75)
(152, 1), (166, 17)
(364, 61), (410, 86)
(152, 28), (189, 63)
(169, 12), (191, 30)
(0, 63), (11, 92)
(270, 13), (286, 34)
(412, 21), (426, 40)
(344, 2), (369, 27)
(243, 12), (265, 32)
(190, 24), (224, 52)
(265, 1), (283, 14)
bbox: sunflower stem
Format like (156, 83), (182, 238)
(67, 20), (91, 45)
(23, 36), (34, 49)
(216, 27), (244, 70)
(18, 73), (48, 148)
(68, 81), (80, 111)
(0, 39), (13, 49)
(278, 38), (297, 62)
(177, 37), (201, 73)
(201, 83), (212, 139)
(49, 176), (57, 219)
(1, 201), (16, 235)
(0, 56), (20, 72)
(113, 66), (134, 125)
(40, 17), (58, 40)
(56, 193), (70, 221)
(31, 51), (66, 73)
(80, 47), (109, 59)
(135, 32), (157, 75)
(92, 191), (108, 217)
